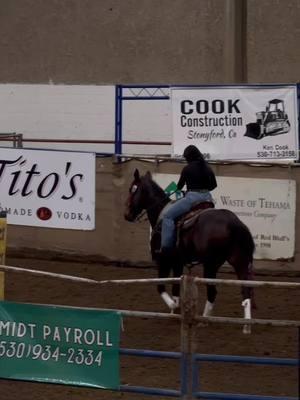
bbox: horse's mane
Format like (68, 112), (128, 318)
(142, 174), (168, 201)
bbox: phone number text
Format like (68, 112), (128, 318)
(0, 341), (103, 366)
(257, 150), (297, 159)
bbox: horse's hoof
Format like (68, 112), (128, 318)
(197, 321), (209, 328)
(170, 298), (180, 314)
(172, 296), (180, 309)
(243, 325), (251, 334)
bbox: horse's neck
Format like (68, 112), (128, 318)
(146, 193), (169, 227)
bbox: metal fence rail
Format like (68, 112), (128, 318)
(0, 132), (23, 148)
(0, 265), (299, 399)
(118, 348), (299, 400)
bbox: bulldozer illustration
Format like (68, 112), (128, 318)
(245, 99), (290, 140)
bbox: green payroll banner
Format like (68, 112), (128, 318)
(0, 301), (121, 389)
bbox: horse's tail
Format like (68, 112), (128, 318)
(230, 212), (255, 257)
(248, 260), (257, 310)
(239, 224), (256, 259)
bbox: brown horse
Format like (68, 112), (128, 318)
(124, 169), (255, 333)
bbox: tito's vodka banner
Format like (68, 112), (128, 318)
(0, 148), (95, 230)
(171, 85), (298, 161)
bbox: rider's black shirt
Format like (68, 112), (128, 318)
(177, 160), (217, 192)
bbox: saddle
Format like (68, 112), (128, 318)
(176, 201), (215, 231)
(151, 201), (215, 258)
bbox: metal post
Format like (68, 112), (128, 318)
(115, 85), (122, 160)
(17, 133), (23, 148)
(224, 0), (247, 83)
(180, 275), (200, 399)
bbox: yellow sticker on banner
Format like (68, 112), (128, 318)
(0, 272), (4, 299)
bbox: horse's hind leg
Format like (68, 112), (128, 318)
(202, 262), (221, 317)
(231, 258), (253, 334)
(170, 260), (183, 310)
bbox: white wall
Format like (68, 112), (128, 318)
(0, 84), (173, 155)
(0, 84), (116, 153)
(122, 91), (172, 155)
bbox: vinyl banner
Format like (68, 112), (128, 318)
(171, 85), (299, 160)
(0, 148), (95, 230)
(0, 301), (120, 389)
(153, 173), (296, 260)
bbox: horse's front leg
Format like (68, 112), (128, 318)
(202, 264), (218, 317)
(157, 257), (178, 312)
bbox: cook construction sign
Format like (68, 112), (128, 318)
(171, 85), (298, 160)
(0, 148), (95, 230)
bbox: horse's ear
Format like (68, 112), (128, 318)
(134, 169), (140, 181)
(145, 171), (152, 180)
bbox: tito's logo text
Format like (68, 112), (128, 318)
(0, 157), (83, 199)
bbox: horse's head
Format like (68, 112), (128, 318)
(124, 169), (152, 222)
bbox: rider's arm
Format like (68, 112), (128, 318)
(176, 168), (186, 190)
(208, 167), (217, 190)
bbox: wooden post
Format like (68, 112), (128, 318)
(0, 211), (7, 300)
(180, 274), (200, 399)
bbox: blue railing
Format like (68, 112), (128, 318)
(118, 348), (299, 399)
(115, 83), (300, 160)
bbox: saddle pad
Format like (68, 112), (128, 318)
(177, 201), (215, 230)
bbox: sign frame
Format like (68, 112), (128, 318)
(171, 84), (299, 161)
(0, 148), (96, 230)
(0, 301), (121, 389)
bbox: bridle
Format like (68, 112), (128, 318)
(127, 181), (175, 223)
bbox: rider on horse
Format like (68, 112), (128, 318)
(160, 145), (217, 254)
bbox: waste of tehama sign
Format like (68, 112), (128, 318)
(171, 85), (298, 161)
(154, 173), (296, 260)
(0, 301), (121, 389)
(0, 148), (95, 230)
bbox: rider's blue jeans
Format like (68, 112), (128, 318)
(161, 191), (213, 249)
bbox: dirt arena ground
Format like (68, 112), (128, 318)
(1, 257), (299, 399)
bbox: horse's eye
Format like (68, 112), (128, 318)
(131, 185), (138, 194)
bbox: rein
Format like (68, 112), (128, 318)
(135, 190), (177, 223)
(135, 210), (148, 222)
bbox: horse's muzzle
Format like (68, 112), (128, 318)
(124, 212), (135, 222)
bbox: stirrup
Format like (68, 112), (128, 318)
(158, 247), (174, 256)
